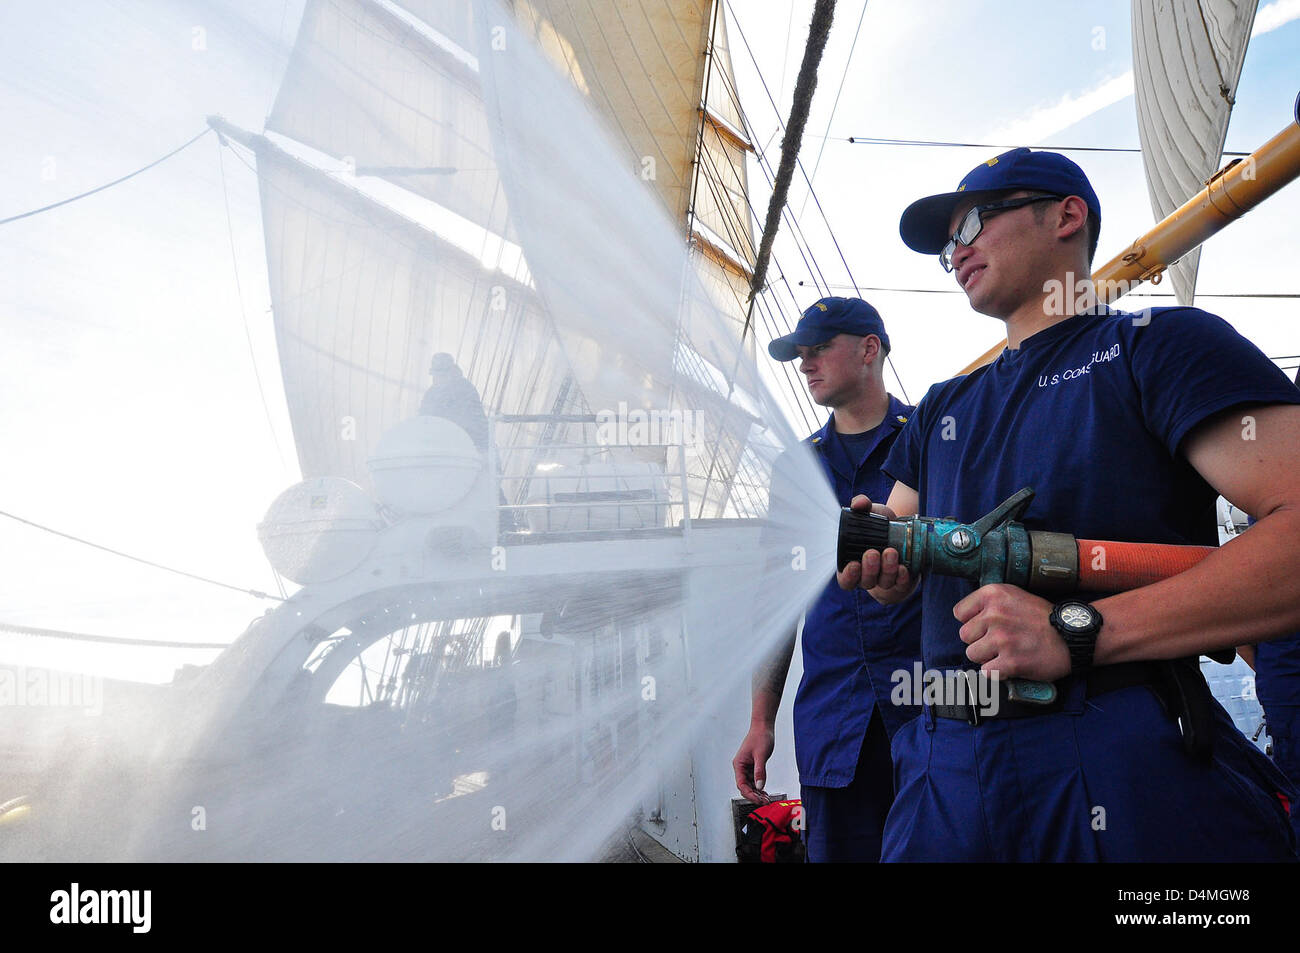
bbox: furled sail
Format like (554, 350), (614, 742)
(694, 6), (756, 274)
(500, 0), (758, 341)
(510, 0), (712, 226)
(1132, 0), (1257, 305)
(499, 0), (762, 514)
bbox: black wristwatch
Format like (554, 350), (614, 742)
(1049, 600), (1104, 675)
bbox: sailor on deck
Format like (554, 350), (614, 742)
(840, 148), (1300, 861)
(733, 297), (922, 862)
(419, 352), (489, 454)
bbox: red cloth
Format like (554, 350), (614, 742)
(744, 799), (804, 863)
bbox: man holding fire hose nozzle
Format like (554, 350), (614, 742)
(838, 148), (1300, 861)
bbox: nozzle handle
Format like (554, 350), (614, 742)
(837, 507), (893, 571)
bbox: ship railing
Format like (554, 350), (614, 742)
(487, 413), (693, 537)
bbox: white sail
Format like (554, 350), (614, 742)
(255, 0), (767, 518)
(268, 0), (514, 240)
(1132, 0), (1257, 305)
(256, 138), (575, 493)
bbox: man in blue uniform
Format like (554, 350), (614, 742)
(1258, 650), (1300, 843)
(839, 149), (1300, 861)
(733, 296), (922, 862)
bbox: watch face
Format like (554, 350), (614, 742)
(1058, 604), (1094, 631)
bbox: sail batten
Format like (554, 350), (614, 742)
(702, 108), (753, 153)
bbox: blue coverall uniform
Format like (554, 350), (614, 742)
(775, 395), (922, 862)
(879, 306), (1299, 861)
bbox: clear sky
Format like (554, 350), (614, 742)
(1, 0), (1297, 680)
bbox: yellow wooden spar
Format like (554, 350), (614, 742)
(958, 96), (1300, 376)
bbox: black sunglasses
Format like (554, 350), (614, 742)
(940, 194), (1063, 272)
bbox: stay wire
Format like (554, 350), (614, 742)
(0, 128), (212, 226)
(0, 509), (284, 602)
(812, 281), (1300, 299)
(843, 135), (1250, 157)
(723, 4), (910, 402)
(712, 20), (842, 294)
(682, 58), (826, 426)
(694, 126), (822, 427)
(743, 0), (836, 313)
(709, 45), (834, 297)
(216, 137), (292, 475)
(797, 0), (868, 216)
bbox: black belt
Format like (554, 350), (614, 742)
(930, 658), (1216, 761)
(930, 662), (1156, 724)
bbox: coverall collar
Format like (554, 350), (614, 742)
(809, 394), (911, 483)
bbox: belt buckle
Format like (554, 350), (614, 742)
(963, 670), (982, 726)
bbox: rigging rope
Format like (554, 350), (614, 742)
(725, 1), (910, 403)
(0, 509), (284, 602)
(798, 0), (869, 216)
(682, 9), (822, 430)
(0, 128), (212, 226)
(216, 137), (292, 475)
(746, 0), (837, 311)
(716, 10), (837, 302)
(0, 621), (230, 650)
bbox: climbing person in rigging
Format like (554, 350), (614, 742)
(733, 296), (922, 862)
(839, 147), (1300, 861)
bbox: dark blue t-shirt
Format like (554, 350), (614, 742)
(837, 423), (884, 460)
(882, 306), (1300, 671)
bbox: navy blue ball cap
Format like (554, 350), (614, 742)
(768, 297), (890, 362)
(899, 148), (1102, 254)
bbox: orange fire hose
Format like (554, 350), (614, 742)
(1075, 539), (1217, 591)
